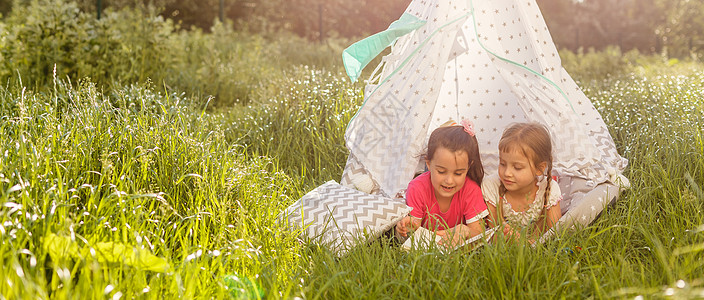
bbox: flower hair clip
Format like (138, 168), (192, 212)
(460, 119), (475, 136)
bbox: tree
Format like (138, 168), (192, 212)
(654, 0), (704, 57)
(5, 0), (703, 57)
(269, 0), (411, 39)
(537, 0), (578, 49)
(538, 0), (668, 53)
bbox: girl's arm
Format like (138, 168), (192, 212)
(534, 203), (561, 232)
(529, 203), (561, 243)
(480, 175), (503, 229)
(437, 220), (484, 247)
(530, 178), (563, 240)
(545, 203), (561, 229)
(399, 178), (425, 238)
(485, 202), (501, 228)
(464, 220), (485, 238)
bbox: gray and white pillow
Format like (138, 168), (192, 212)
(282, 180), (412, 256)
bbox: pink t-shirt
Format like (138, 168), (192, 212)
(406, 172), (488, 231)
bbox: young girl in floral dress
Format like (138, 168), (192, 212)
(482, 122), (562, 243)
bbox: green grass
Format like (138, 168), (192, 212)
(0, 78), (307, 298)
(2, 39), (704, 299)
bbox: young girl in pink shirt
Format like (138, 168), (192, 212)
(395, 120), (489, 247)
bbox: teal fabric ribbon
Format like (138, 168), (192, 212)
(342, 13), (426, 83)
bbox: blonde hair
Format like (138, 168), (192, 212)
(498, 122), (554, 207)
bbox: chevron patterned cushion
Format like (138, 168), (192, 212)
(283, 180), (412, 256)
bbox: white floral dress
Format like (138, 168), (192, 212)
(481, 174), (562, 227)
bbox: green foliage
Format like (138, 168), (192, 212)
(0, 0), (92, 83)
(559, 46), (639, 82)
(654, 0), (704, 58)
(1, 0), (174, 87)
(164, 22), (349, 107)
(0, 1), (351, 107)
(223, 65), (363, 188)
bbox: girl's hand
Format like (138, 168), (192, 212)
(395, 216), (420, 238)
(437, 225), (469, 248)
(395, 216), (411, 237)
(503, 223), (521, 240)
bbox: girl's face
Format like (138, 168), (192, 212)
(426, 147), (469, 202)
(498, 149), (546, 196)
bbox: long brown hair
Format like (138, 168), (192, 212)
(498, 122), (554, 207)
(425, 124), (484, 185)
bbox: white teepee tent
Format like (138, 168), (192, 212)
(340, 0), (629, 235)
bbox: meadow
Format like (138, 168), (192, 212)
(1, 1), (704, 299)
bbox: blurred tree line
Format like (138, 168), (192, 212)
(1, 0), (703, 57)
(539, 0), (704, 58)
